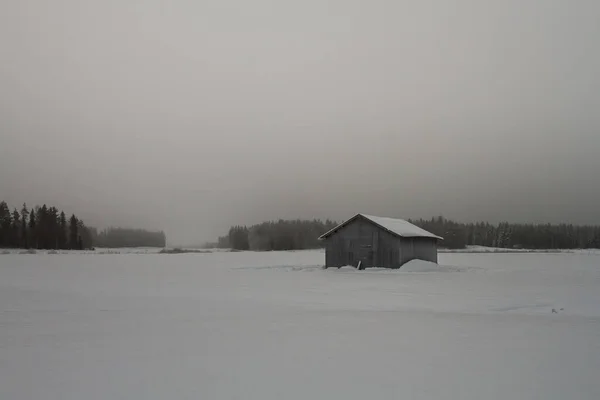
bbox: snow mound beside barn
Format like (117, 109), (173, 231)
(400, 259), (440, 272)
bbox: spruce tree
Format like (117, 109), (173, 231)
(37, 205), (48, 249)
(0, 202), (12, 248)
(21, 204), (29, 248)
(69, 215), (79, 250)
(59, 212), (68, 249)
(11, 209), (21, 247)
(47, 207), (59, 249)
(28, 208), (37, 249)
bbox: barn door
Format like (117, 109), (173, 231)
(355, 234), (377, 269)
(355, 246), (368, 268)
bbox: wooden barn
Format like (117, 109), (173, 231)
(319, 214), (443, 269)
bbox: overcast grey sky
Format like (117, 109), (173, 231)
(1, 0), (599, 245)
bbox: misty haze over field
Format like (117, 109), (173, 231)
(1, 0), (599, 245)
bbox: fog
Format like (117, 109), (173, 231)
(1, 0), (599, 245)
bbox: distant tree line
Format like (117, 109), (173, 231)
(0, 201), (166, 250)
(93, 227), (166, 248)
(217, 215), (600, 251)
(409, 216), (600, 249)
(0, 201), (92, 249)
(217, 219), (338, 251)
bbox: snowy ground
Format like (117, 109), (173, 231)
(440, 245), (600, 253)
(1, 250), (599, 399)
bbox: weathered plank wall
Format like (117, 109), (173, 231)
(412, 238), (438, 263)
(399, 237), (438, 265)
(324, 216), (400, 268)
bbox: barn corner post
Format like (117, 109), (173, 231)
(321, 236), (331, 269)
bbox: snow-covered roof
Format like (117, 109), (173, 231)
(319, 214), (443, 240)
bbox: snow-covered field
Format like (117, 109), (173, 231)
(1, 250), (599, 399)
